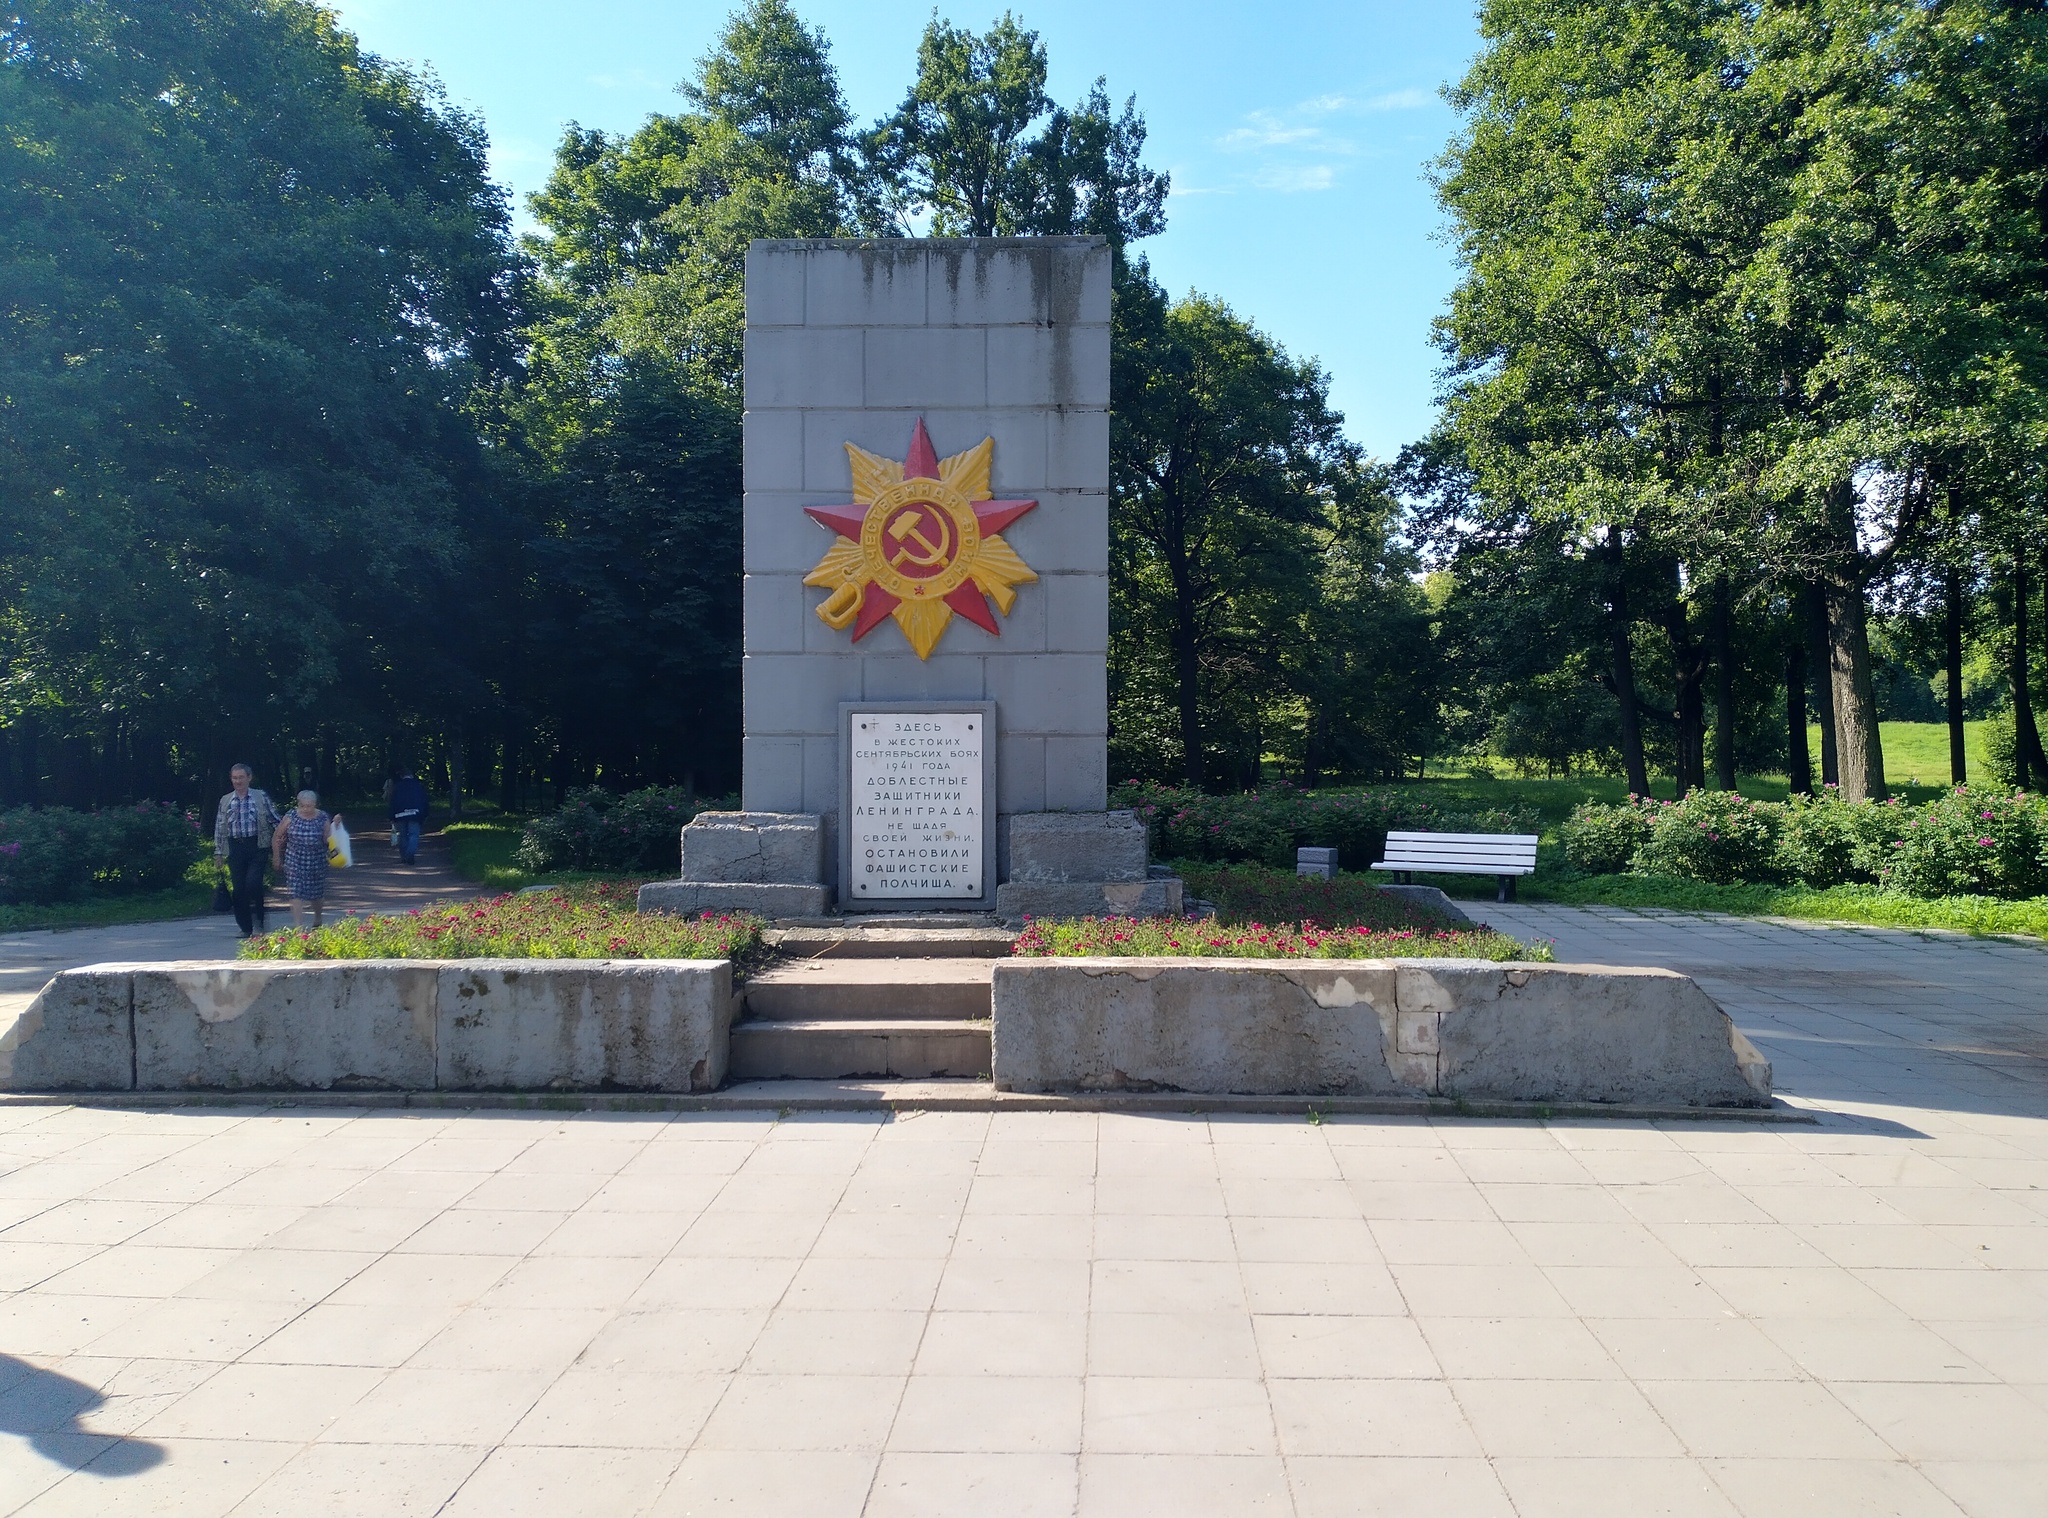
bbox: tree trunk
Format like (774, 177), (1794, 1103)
(1604, 531), (1649, 795)
(1825, 577), (1887, 802)
(1786, 626), (1813, 796)
(448, 731), (466, 821)
(1805, 584), (1838, 787)
(500, 734), (521, 814)
(1661, 588), (1707, 796)
(1674, 669), (1706, 796)
(1168, 576), (1203, 788)
(1711, 578), (1737, 791)
(2015, 553), (2047, 787)
(1945, 564), (1967, 785)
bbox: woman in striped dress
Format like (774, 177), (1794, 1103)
(271, 790), (342, 928)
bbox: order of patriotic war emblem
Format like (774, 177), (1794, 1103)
(847, 713), (983, 899)
(803, 418), (1038, 660)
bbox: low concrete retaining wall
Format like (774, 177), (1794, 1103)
(0, 960), (732, 1094)
(991, 958), (1772, 1107)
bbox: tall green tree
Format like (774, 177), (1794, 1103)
(869, 12), (1166, 245)
(508, 0), (868, 789)
(1423, 0), (2048, 802)
(1112, 268), (1424, 787)
(0, 0), (518, 804)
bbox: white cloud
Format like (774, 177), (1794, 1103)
(1208, 85), (1437, 195)
(1220, 112), (1325, 150)
(1360, 87), (1435, 112)
(1254, 164), (1337, 193)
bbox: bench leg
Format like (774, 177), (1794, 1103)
(1399, 871), (1412, 886)
(1497, 875), (1516, 904)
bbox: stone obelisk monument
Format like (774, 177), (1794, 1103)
(640, 236), (1176, 922)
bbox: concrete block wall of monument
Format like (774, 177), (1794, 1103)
(718, 237), (1133, 907)
(743, 406), (1106, 498)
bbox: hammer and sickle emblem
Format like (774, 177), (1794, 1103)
(887, 506), (951, 570)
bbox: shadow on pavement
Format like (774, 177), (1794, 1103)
(0, 1354), (166, 1477)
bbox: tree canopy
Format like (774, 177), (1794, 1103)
(5, 0), (2042, 815)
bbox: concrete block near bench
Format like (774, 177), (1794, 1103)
(991, 958), (1771, 1107)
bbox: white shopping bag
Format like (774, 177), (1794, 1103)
(327, 819), (353, 868)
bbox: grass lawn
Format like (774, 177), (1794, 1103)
(441, 820), (651, 893)
(1371, 722), (1990, 844)
(0, 880), (215, 934)
(442, 821), (529, 889)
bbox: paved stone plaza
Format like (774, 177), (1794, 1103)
(0, 908), (2043, 1515)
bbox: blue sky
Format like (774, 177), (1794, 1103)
(327, 1), (1483, 461)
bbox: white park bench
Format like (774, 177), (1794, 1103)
(1371, 830), (1540, 903)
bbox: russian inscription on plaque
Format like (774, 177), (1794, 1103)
(847, 711), (985, 900)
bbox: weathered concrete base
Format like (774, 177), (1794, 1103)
(0, 1082), (1818, 1122)
(638, 881), (832, 918)
(1008, 811), (1149, 882)
(991, 958), (1771, 1108)
(995, 876), (1183, 923)
(681, 811), (826, 884)
(1, 960), (731, 1093)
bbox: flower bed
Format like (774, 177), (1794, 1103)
(240, 882), (764, 964)
(1011, 916), (1547, 962)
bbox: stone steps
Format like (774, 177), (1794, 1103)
(764, 926), (1016, 960)
(727, 1019), (991, 1081)
(731, 955), (995, 1080)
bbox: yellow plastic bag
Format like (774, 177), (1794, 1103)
(327, 819), (353, 868)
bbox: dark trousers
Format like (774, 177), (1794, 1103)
(225, 836), (268, 935)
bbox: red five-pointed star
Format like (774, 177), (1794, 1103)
(803, 419), (1037, 644)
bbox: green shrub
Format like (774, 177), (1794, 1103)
(1634, 790), (1782, 885)
(1115, 781), (1536, 872)
(516, 786), (732, 874)
(92, 802), (207, 891)
(1772, 790), (1913, 887)
(1981, 712), (2019, 789)
(1882, 785), (2048, 900)
(0, 807), (97, 903)
(0, 802), (203, 904)
(1559, 799), (1656, 874)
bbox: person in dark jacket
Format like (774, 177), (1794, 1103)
(212, 764), (283, 937)
(388, 770), (430, 865)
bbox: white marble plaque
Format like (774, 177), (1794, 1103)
(847, 712), (984, 899)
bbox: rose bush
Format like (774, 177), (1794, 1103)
(1633, 790), (1783, 884)
(0, 802), (203, 904)
(1559, 797), (1657, 875)
(1881, 786), (2048, 900)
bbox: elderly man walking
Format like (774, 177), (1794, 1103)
(213, 764), (283, 938)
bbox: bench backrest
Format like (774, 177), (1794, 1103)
(1381, 830), (1539, 871)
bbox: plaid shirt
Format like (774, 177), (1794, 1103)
(214, 787), (282, 854)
